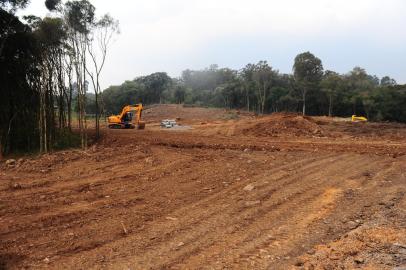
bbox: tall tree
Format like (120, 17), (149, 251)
(0, 0), (29, 58)
(86, 13), (119, 139)
(252, 61), (274, 114)
(320, 70), (342, 117)
(34, 16), (67, 152)
(293, 51), (323, 115)
(140, 72), (172, 104)
(0, 7), (39, 155)
(65, 0), (95, 149)
(380, 76), (397, 86)
(240, 64), (256, 112)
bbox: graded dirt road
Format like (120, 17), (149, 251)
(1, 105), (406, 269)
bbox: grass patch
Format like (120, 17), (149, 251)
(221, 111), (240, 120)
(53, 129), (81, 150)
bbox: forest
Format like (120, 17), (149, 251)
(101, 60), (406, 123)
(1, 0), (118, 155)
(1, 0), (405, 156)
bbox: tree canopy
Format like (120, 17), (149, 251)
(0, 0), (119, 155)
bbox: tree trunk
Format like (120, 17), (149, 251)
(328, 94), (333, 117)
(302, 88), (306, 116)
(39, 96), (43, 153)
(246, 87), (250, 112)
(262, 83), (266, 114)
(43, 94), (48, 153)
(95, 92), (99, 139)
(82, 50), (87, 150)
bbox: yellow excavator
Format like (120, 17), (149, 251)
(351, 115), (368, 122)
(107, 104), (146, 129)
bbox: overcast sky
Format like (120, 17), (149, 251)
(20, 0), (406, 88)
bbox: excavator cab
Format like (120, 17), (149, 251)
(121, 112), (134, 128)
(108, 104), (146, 129)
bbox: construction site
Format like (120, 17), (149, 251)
(1, 104), (406, 269)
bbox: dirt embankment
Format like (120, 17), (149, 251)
(196, 110), (406, 142)
(142, 104), (242, 124)
(237, 113), (324, 137)
(195, 112), (324, 137)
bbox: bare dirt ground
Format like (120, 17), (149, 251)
(1, 104), (406, 269)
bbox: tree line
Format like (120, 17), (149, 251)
(0, 0), (118, 155)
(102, 54), (406, 122)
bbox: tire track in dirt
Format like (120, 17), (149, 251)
(3, 147), (285, 267)
(32, 152), (334, 268)
(225, 158), (389, 269)
(151, 155), (378, 269)
(118, 130), (406, 156)
(175, 155), (384, 268)
(31, 152), (310, 262)
(64, 154), (372, 269)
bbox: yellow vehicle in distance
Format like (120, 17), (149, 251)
(351, 115), (368, 122)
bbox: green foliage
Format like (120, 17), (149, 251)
(35, 17), (66, 47)
(53, 129), (81, 150)
(293, 52), (324, 84)
(0, 0), (118, 155)
(293, 51), (324, 115)
(101, 72), (172, 114)
(0, 8), (40, 154)
(380, 76), (397, 86)
(45, 0), (61, 11)
(0, 0), (28, 12)
(363, 86), (406, 122)
(65, 0), (95, 34)
(172, 82), (187, 104)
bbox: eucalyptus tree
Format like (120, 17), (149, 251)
(252, 61), (274, 114)
(86, 13), (119, 138)
(34, 16), (67, 152)
(320, 70), (343, 117)
(0, 2), (38, 155)
(240, 64), (256, 111)
(345, 67), (376, 115)
(0, 0), (29, 57)
(65, 0), (95, 149)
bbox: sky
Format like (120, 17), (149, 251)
(19, 0), (406, 88)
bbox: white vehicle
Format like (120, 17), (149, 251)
(161, 119), (177, 128)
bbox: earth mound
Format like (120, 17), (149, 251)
(237, 113), (324, 137)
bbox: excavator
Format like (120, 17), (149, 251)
(351, 115), (368, 122)
(107, 104), (146, 129)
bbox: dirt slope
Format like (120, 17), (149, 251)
(142, 104), (240, 124)
(237, 113), (324, 137)
(1, 105), (406, 269)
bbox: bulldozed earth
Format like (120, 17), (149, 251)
(1, 104), (406, 269)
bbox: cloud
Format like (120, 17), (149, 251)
(19, 0), (406, 86)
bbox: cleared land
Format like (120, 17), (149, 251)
(1, 105), (406, 269)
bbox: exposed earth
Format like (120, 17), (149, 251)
(1, 104), (406, 269)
